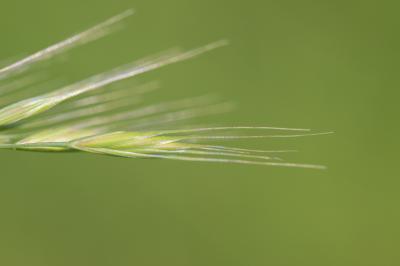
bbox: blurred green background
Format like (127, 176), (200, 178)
(0, 0), (399, 265)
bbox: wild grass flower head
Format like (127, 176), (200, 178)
(0, 10), (330, 169)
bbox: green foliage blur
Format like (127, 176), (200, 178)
(0, 0), (398, 265)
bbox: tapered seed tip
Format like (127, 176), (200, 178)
(307, 130), (334, 135)
(120, 9), (135, 17)
(206, 39), (230, 50)
(312, 165), (327, 170)
(107, 9), (135, 23)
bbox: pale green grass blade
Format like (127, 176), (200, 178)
(18, 97), (141, 130)
(133, 148), (283, 161)
(199, 145), (298, 154)
(0, 10), (134, 80)
(179, 131), (333, 140)
(16, 82), (159, 130)
(15, 127), (100, 151)
(71, 146), (326, 170)
(155, 126), (311, 135)
(0, 42), (228, 127)
(67, 130), (328, 169)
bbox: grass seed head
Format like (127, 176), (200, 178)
(0, 10), (330, 169)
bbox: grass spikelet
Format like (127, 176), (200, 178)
(0, 42), (227, 127)
(0, 10), (330, 169)
(0, 10), (134, 80)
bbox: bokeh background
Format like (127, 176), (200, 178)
(1, 0), (399, 265)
